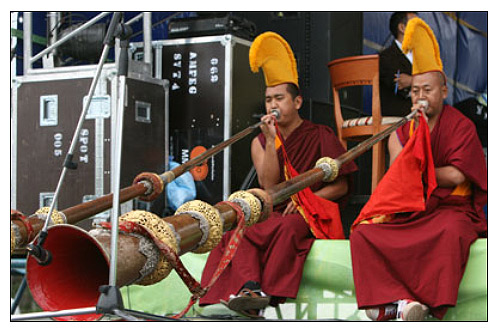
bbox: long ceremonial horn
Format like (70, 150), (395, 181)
(22, 109), (418, 321)
(268, 108), (420, 203)
(11, 110), (281, 252)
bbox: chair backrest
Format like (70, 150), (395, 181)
(328, 55), (381, 144)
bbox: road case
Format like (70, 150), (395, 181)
(11, 64), (169, 227)
(138, 34), (266, 202)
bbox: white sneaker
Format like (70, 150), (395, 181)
(365, 304), (397, 321)
(397, 299), (429, 321)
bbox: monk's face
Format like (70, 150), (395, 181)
(410, 71), (448, 119)
(265, 84), (302, 124)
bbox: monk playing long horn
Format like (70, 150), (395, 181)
(197, 32), (358, 319)
(349, 17), (487, 321)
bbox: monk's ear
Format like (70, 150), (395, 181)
(441, 84), (448, 100)
(437, 72), (448, 100)
(294, 95), (303, 110)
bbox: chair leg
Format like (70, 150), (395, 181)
(371, 141), (386, 193)
(340, 138), (348, 151)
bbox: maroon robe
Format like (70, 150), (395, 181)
(350, 105), (487, 319)
(199, 120), (357, 306)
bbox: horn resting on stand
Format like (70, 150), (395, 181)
(25, 188), (272, 321)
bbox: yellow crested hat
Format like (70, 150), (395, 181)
(402, 17), (443, 76)
(249, 32), (299, 88)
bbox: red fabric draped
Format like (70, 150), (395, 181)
(352, 112), (436, 229)
(276, 124), (344, 239)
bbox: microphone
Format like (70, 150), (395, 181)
(417, 100), (429, 113)
(270, 109), (281, 120)
(27, 242), (52, 266)
(252, 109), (280, 121)
(26, 230), (52, 266)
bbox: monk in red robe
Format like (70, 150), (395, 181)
(350, 69), (487, 320)
(199, 82), (357, 317)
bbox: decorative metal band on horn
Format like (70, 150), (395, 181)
(35, 207), (67, 225)
(180, 210), (211, 250)
(11, 209), (29, 253)
(161, 170), (176, 184)
(132, 232), (161, 284)
(175, 200), (223, 254)
(11, 224), (16, 254)
(228, 190), (263, 227)
(315, 157), (340, 182)
(132, 172), (165, 202)
(10, 222), (24, 254)
(119, 210), (178, 286)
(245, 188), (273, 223)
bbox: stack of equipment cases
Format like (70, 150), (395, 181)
(11, 63), (169, 229)
(149, 34), (266, 203)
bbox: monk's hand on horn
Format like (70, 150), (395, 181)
(410, 100), (429, 127)
(260, 114), (277, 140)
(282, 200), (298, 216)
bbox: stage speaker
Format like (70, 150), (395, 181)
(147, 35), (266, 202)
(11, 66), (169, 227)
(234, 11), (363, 108)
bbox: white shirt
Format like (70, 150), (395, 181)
(395, 39), (413, 64)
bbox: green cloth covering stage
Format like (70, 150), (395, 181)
(121, 238), (487, 321)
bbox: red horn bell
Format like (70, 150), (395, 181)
(26, 225), (109, 321)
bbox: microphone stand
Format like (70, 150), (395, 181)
(16, 12), (154, 322)
(94, 14), (181, 322)
(26, 12), (122, 267)
(95, 15), (134, 319)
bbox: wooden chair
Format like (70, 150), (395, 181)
(328, 55), (403, 193)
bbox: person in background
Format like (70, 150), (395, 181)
(379, 12), (418, 116)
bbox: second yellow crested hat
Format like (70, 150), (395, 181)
(249, 32), (299, 88)
(402, 17), (443, 76)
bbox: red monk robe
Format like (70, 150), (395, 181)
(350, 105), (487, 319)
(199, 120), (357, 306)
